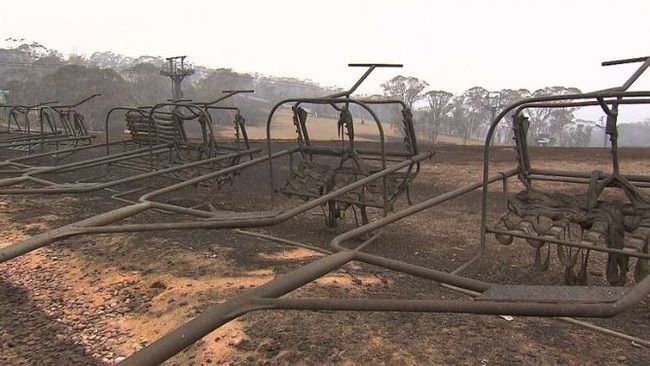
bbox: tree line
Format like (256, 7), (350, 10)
(2, 40), (648, 146)
(379, 75), (598, 146)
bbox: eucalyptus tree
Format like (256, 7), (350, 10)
(525, 86), (582, 145)
(381, 75), (429, 136)
(422, 90), (454, 143)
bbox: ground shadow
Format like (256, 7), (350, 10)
(0, 278), (106, 365)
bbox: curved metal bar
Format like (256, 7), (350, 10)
(265, 96), (407, 220)
(249, 272), (650, 316)
(327, 63), (402, 98)
(263, 64), (407, 200)
(191, 89), (254, 106)
(266, 97), (392, 195)
(262, 63), (405, 206)
(359, 98), (418, 155)
(104, 106), (151, 150)
(49, 93), (101, 110)
(513, 96), (650, 113)
(598, 55), (650, 92)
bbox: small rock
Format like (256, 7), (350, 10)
(228, 338), (244, 347)
(150, 281), (167, 290)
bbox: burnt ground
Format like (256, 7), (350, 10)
(1, 142), (649, 365)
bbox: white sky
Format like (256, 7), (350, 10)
(3, 0), (650, 99)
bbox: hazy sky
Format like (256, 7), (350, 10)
(3, 0), (650, 98)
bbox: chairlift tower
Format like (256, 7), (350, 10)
(160, 56), (195, 100)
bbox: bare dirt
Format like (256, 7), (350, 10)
(1, 141), (649, 366)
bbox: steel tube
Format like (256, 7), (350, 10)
(487, 228), (650, 259)
(527, 168), (650, 184)
(354, 251), (491, 292)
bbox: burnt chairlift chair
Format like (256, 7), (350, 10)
(489, 56), (650, 286)
(0, 96), (108, 176)
(0, 90), (259, 199)
(1, 101), (58, 136)
(0, 94), (99, 155)
(0, 96), (205, 178)
(1, 101), (60, 141)
(269, 63), (421, 227)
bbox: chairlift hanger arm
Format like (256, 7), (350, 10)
(601, 56), (650, 66)
(67, 93), (101, 108)
(348, 63), (404, 68)
(597, 55), (650, 92)
(34, 101), (59, 108)
(45, 93), (102, 113)
(358, 98), (409, 110)
(326, 63), (403, 99)
(148, 101), (206, 120)
(194, 90), (254, 107)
